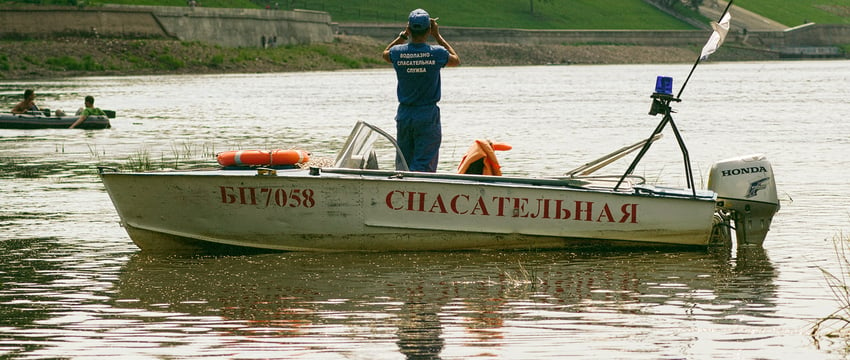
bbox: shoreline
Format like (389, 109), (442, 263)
(0, 35), (794, 81)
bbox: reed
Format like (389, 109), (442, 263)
(497, 261), (542, 289)
(112, 141), (222, 171)
(812, 232), (850, 339)
(86, 143), (106, 159)
(124, 149), (153, 172)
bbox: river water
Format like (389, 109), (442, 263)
(1, 60), (849, 359)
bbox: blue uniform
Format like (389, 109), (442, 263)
(388, 42), (450, 172)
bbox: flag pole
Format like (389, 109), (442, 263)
(676, 0), (734, 99)
(613, 1), (735, 194)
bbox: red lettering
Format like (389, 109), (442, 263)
(380, 190), (636, 224)
(407, 191), (426, 211)
(471, 196), (489, 216)
(386, 190), (403, 210)
(529, 198), (549, 219)
(275, 188), (287, 206)
(429, 194), (448, 213)
(575, 201), (593, 221)
(451, 194), (469, 214)
(261, 188), (272, 207)
(220, 186), (236, 203)
(492, 196), (509, 216)
(555, 199), (570, 220)
(221, 186), (316, 208)
(620, 204), (638, 223)
(513, 197), (530, 218)
(239, 187), (257, 205)
(303, 189), (315, 207)
(289, 189), (302, 208)
(596, 203), (615, 222)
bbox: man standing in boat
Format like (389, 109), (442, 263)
(383, 9), (460, 172)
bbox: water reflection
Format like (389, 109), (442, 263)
(109, 247), (776, 357)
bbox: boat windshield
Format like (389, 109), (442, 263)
(333, 121), (409, 171)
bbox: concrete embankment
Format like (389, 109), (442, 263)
(0, 5), (334, 48)
(0, 5), (847, 80)
(2, 5), (849, 57)
(338, 23), (850, 58)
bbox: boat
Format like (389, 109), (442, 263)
(98, 83), (781, 252)
(0, 110), (113, 129)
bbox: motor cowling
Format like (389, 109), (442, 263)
(707, 154), (780, 246)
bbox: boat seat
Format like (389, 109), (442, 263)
(456, 139), (511, 176)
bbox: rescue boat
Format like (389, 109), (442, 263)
(99, 107), (779, 252)
(96, 5), (779, 253)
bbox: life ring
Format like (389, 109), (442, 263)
(216, 149), (310, 167)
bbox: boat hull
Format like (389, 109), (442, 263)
(0, 114), (110, 129)
(100, 168), (718, 251)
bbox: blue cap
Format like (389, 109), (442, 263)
(408, 9), (430, 32)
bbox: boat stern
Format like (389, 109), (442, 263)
(708, 154), (780, 246)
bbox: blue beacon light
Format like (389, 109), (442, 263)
(654, 76), (673, 95)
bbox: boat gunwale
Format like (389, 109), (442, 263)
(99, 166), (717, 201)
(0, 113), (111, 129)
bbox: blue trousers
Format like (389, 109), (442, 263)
(395, 104), (441, 172)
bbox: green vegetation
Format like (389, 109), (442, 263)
(0, 35), (392, 79)
(5, 0), (261, 8)
(736, 0), (850, 27)
(5, 0), (850, 28)
(2, 0), (699, 29)
(44, 55), (105, 71)
(276, 0), (699, 30)
(813, 233), (850, 339)
(1, 0), (846, 79)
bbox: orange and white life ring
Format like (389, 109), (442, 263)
(216, 149), (310, 167)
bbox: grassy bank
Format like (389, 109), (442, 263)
(736, 0), (850, 27)
(5, 0), (848, 28)
(0, 0), (843, 80)
(0, 34), (786, 80)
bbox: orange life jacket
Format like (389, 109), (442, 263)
(456, 139), (511, 176)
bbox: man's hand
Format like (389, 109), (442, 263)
(429, 18), (440, 37)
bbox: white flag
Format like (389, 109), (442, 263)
(700, 12), (731, 60)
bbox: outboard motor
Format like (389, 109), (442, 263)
(708, 154), (780, 246)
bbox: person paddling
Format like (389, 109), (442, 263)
(69, 95), (106, 129)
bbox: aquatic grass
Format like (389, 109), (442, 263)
(14, 165), (42, 178)
(168, 141), (218, 168)
(86, 143), (107, 159)
(117, 142), (220, 171)
(496, 261), (543, 289)
(124, 149), (154, 172)
(812, 232), (850, 339)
